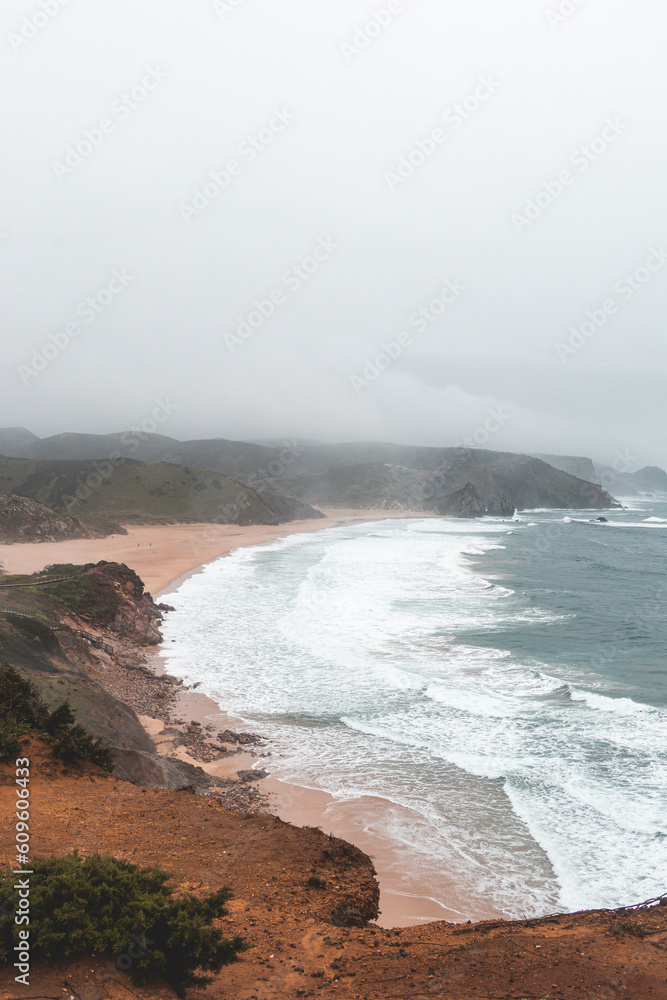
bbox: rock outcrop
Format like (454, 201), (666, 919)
(0, 494), (90, 543)
(486, 493), (516, 517)
(434, 484), (516, 519)
(435, 483), (486, 518)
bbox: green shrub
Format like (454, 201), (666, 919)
(0, 853), (243, 995)
(0, 663), (114, 770)
(0, 718), (23, 762)
(609, 917), (647, 938)
(0, 663), (49, 730)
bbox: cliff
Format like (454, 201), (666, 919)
(422, 449), (618, 512)
(270, 450), (618, 512)
(0, 494), (91, 543)
(0, 747), (665, 999)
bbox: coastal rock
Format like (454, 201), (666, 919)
(0, 494), (90, 543)
(237, 768), (269, 783)
(486, 493), (516, 517)
(78, 561), (164, 645)
(218, 728), (264, 745)
(595, 464), (667, 494)
(435, 483), (486, 518)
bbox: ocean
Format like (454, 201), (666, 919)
(161, 496), (667, 921)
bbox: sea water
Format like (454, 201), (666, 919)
(160, 495), (667, 920)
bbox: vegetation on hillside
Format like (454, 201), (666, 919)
(0, 663), (114, 769)
(0, 454), (319, 526)
(0, 853), (244, 995)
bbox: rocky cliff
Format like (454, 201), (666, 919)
(272, 450), (618, 513)
(0, 562), (192, 785)
(0, 495), (91, 543)
(422, 449), (619, 512)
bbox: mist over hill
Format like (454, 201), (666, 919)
(0, 451), (323, 533)
(0, 429), (630, 514)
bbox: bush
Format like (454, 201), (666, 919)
(0, 663), (49, 730)
(0, 663), (114, 770)
(0, 718), (23, 762)
(0, 853), (243, 995)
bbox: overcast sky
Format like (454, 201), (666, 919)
(1, 0), (666, 469)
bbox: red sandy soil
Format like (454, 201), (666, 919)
(2, 742), (666, 1000)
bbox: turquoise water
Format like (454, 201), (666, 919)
(161, 495), (667, 920)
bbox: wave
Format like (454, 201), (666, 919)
(160, 510), (667, 920)
(568, 688), (651, 716)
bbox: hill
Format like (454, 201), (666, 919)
(0, 454), (324, 528)
(0, 431), (622, 513)
(268, 449), (618, 511)
(531, 453), (597, 482)
(0, 426), (39, 456)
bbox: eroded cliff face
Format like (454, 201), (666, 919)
(270, 450), (619, 513)
(0, 562), (165, 756)
(78, 561), (164, 645)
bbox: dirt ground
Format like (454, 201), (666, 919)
(1, 743), (666, 1000)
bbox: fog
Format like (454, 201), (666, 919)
(1, 0), (666, 469)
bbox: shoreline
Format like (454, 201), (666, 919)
(146, 509), (499, 928)
(0, 508), (429, 595)
(146, 649), (500, 929)
(1, 506), (490, 927)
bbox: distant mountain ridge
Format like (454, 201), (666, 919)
(592, 465), (667, 496)
(0, 429), (626, 513)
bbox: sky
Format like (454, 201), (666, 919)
(1, 0), (666, 470)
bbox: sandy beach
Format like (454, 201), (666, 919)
(0, 508), (419, 595)
(0, 505), (469, 927)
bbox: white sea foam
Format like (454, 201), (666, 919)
(160, 513), (667, 920)
(569, 688), (648, 715)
